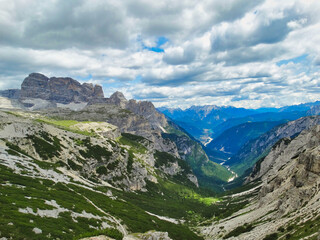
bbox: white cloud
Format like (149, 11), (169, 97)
(0, 0), (320, 109)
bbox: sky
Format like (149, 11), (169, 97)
(0, 0), (320, 109)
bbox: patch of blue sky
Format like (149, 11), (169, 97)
(76, 74), (93, 81)
(133, 75), (142, 83)
(142, 36), (168, 53)
(276, 54), (308, 66)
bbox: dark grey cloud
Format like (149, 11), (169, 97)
(211, 9), (305, 53)
(0, 0), (319, 108)
(1, 0), (129, 50)
(208, 0), (265, 23)
(141, 65), (208, 86)
(216, 46), (286, 66)
(192, 88), (241, 98)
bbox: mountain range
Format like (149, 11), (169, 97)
(1, 73), (320, 240)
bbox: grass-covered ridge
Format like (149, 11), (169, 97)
(118, 133), (148, 154)
(0, 162), (207, 240)
(0, 109), (260, 239)
(6, 111), (117, 137)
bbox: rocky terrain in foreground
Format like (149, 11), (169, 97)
(200, 125), (320, 239)
(0, 109), (204, 239)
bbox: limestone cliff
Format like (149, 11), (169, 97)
(20, 73), (104, 104)
(200, 125), (320, 239)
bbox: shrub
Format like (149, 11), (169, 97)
(223, 224), (254, 239)
(263, 233), (278, 240)
(96, 166), (108, 175)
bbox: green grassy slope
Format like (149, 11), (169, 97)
(164, 123), (232, 192)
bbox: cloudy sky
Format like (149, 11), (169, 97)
(1, 0), (320, 109)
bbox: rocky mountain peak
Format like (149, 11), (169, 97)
(109, 91), (128, 108)
(20, 73), (104, 104)
(28, 72), (49, 81)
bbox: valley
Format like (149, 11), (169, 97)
(0, 73), (320, 240)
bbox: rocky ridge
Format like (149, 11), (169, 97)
(0, 108), (206, 240)
(228, 115), (320, 175)
(0, 110), (197, 191)
(0, 73), (233, 191)
(200, 125), (320, 239)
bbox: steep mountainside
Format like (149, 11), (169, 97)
(0, 110), (208, 239)
(211, 111), (309, 139)
(162, 123), (232, 190)
(307, 105), (320, 116)
(159, 103), (320, 144)
(206, 120), (286, 156)
(0, 73), (232, 191)
(228, 116), (320, 175)
(200, 125), (320, 240)
(158, 106), (255, 140)
(44, 95), (231, 191)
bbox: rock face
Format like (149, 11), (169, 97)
(0, 110), (197, 192)
(89, 92), (168, 132)
(10, 73), (214, 190)
(252, 125), (320, 216)
(200, 125), (320, 240)
(45, 90), (228, 190)
(20, 73), (104, 104)
(43, 104), (180, 158)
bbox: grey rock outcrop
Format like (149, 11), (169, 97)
(0, 109), (199, 191)
(254, 125), (320, 215)
(20, 73), (104, 104)
(89, 92), (168, 132)
(200, 125), (320, 240)
(109, 91), (128, 108)
(43, 104), (180, 158)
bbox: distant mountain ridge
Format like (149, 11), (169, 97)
(158, 105), (256, 140)
(228, 115), (320, 175)
(206, 120), (287, 155)
(158, 102), (320, 142)
(159, 102), (320, 167)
